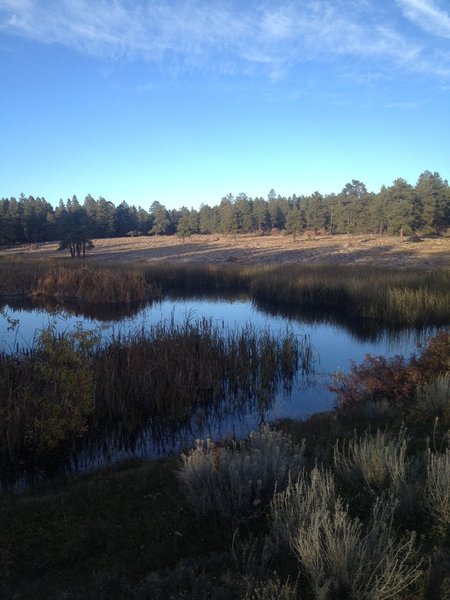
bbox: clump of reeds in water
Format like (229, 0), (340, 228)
(247, 265), (450, 327)
(0, 259), (160, 304)
(141, 262), (450, 326)
(32, 263), (158, 304)
(0, 319), (312, 486)
(92, 320), (311, 439)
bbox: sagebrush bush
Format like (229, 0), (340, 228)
(291, 497), (420, 600)
(178, 426), (305, 523)
(270, 468), (337, 552)
(424, 449), (450, 535)
(333, 429), (408, 499)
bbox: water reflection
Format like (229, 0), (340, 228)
(0, 294), (438, 491)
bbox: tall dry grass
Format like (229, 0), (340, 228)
(1, 259), (448, 325)
(0, 259), (159, 304)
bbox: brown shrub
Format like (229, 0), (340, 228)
(329, 331), (449, 410)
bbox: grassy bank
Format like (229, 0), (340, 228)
(0, 258), (449, 598)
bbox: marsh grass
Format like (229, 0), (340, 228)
(0, 321), (309, 486)
(1, 259), (449, 326)
(246, 265), (450, 327)
(142, 262), (450, 326)
(424, 449), (450, 536)
(32, 263), (157, 303)
(0, 259), (159, 304)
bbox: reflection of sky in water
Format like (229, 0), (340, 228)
(0, 298), (430, 425)
(0, 298), (440, 485)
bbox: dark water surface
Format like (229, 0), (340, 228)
(0, 295), (436, 487)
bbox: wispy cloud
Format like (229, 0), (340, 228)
(0, 0), (449, 80)
(397, 0), (450, 38)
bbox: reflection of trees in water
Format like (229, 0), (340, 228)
(252, 298), (434, 344)
(1, 290), (438, 344)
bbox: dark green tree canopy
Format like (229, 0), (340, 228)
(2, 171), (449, 247)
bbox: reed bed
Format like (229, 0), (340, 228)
(1, 259), (449, 325)
(247, 265), (450, 327)
(0, 259), (159, 304)
(0, 320), (310, 486)
(32, 263), (156, 304)
(142, 263), (450, 326)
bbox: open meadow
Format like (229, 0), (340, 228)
(3, 232), (450, 269)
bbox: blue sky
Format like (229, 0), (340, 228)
(1, 0), (450, 210)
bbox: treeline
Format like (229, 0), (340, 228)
(1, 170), (449, 246)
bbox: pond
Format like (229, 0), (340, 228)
(0, 294), (436, 489)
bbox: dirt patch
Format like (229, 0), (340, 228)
(2, 233), (449, 269)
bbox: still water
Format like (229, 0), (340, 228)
(0, 295), (435, 484)
(1, 295), (432, 418)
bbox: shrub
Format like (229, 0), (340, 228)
(411, 331), (450, 380)
(424, 449), (450, 535)
(178, 426), (305, 523)
(333, 429), (408, 499)
(329, 331), (450, 411)
(270, 468), (336, 552)
(329, 354), (416, 409)
(414, 375), (450, 426)
(291, 497), (421, 600)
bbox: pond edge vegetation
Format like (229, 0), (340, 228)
(0, 258), (449, 327)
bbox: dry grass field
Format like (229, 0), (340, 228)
(2, 232), (449, 269)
